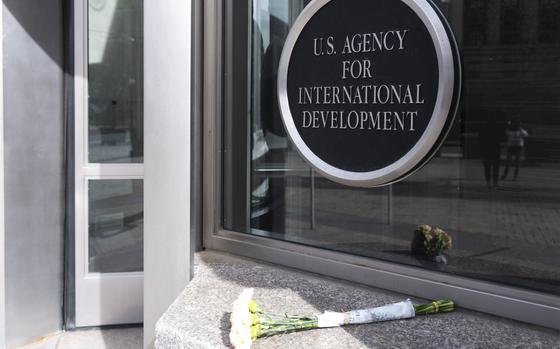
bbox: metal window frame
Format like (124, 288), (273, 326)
(201, 0), (560, 330)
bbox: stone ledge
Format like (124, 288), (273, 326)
(155, 251), (560, 348)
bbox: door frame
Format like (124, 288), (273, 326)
(73, 0), (143, 327)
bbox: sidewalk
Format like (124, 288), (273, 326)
(17, 327), (141, 349)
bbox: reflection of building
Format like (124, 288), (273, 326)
(440, 0), (560, 160)
(88, 0), (143, 163)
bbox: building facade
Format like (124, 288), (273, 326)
(0, 0), (559, 348)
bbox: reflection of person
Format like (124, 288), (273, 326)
(501, 119), (529, 181)
(261, 15), (290, 139)
(479, 119), (502, 187)
(251, 14), (290, 233)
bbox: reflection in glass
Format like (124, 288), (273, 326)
(224, 0), (560, 296)
(88, 179), (143, 273)
(248, 0), (390, 244)
(88, 0), (143, 163)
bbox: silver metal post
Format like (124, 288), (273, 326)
(387, 184), (393, 225)
(310, 168), (316, 229)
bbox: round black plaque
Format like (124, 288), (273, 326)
(278, 0), (461, 187)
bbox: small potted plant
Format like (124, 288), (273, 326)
(411, 224), (452, 266)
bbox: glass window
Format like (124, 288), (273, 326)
(223, 1), (560, 296)
(88, 179), (143, 273)
(88, 0), (143, 163)
(84, 0), (144, 274)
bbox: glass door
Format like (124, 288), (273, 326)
(74, 0), (144, 326)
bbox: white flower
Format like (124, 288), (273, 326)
(229, 288), (254, 349)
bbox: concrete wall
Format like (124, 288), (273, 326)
(2, 1), (64, 347)
(144, 0), (191, 347)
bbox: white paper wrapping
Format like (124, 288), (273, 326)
(317, 311), (348, 328)
(317, 299), (415, 328)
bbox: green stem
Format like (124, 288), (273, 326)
(256, 315), (319, 338)
(414, 300), (454, 315)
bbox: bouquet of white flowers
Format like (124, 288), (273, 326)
(229, 288), (454, 349)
